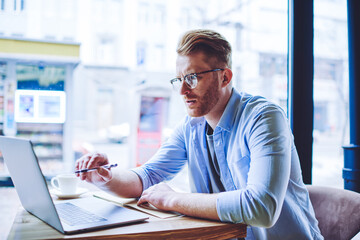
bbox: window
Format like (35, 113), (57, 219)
(0, 0), (289, 181)
(313, 0), (348, 188)
(10, 64), (66, 174)
(154, 4), (166, 25)
(44, 0), (57, 17)
(151, 44), (165, 70)
(314, 58), (343, 81)
(235, 24), (243, 51)
(16, 65), (65, 91)
(96, 36), (116, 65)
(138, 2), (149, 25)
(6, 0), (353, 189)
(259, 53), (287, 77)
(136, 41), (147, 67)
(13, 0), (24, 11)
(0, 62), (6, 174)
(61, 0), (75, 19)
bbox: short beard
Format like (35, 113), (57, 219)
(188, 76), (221, 117)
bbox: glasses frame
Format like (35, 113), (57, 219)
(170, 68), (224, 91)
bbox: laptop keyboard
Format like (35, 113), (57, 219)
(56, 202), (107, 226)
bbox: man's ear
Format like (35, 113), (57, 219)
(221, 68), (233, 87)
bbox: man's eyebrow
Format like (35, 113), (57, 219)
(176, 70), (196, 78)
(183, 72), (196, 77)
(175, 73), (188, 78)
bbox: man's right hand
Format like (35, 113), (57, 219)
(75, 152), (113, 186)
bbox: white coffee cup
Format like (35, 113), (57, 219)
(51, 174), (79, 195)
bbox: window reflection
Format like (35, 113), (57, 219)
(15, 64), (67, 174)
(313, 0), (348, 188)
(16, 65), (65, 91)
(0, 62), (6, 124)
(0, 62), (6, 173)
(0, 0), (348, 188)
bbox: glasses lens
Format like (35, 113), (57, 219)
(185, 74), (198, 89)
(171, 78), (182, 91)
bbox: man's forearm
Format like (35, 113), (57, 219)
(138, 183), (220, 221)
(170, 192), (220, 221)
(100, 169), (143, 198)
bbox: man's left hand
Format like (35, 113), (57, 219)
(137, 182), (178, 211)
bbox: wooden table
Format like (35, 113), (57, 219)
(1, 187), (247, 240)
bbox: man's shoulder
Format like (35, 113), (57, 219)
(232, 90), (286, 122)
(233, 91), (275, 112)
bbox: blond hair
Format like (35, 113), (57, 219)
(176, 29), (232, 69)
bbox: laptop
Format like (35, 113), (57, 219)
(0, 136), (149, 234)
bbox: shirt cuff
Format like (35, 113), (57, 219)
(130, 167), (151, 191)
(217, 190), (243, 223)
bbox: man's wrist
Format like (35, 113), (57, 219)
(164, 191), (182, 211)
(95, 172), (114, 190)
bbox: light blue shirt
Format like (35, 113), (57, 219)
(132, 89), (323, 240)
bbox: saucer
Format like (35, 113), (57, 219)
(50, 188), (88, 199)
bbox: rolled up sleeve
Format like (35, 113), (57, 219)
(217, 105), (292, 227)
(131, 122), (188, 191)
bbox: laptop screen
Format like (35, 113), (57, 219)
(0, 136), (64, 233)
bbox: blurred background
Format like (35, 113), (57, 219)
(0, 0), (349, 189)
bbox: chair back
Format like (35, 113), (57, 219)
(306, 185), (360, 240)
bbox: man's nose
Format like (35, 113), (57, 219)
(180, 81), (191, 95)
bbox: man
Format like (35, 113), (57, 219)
(76, 29), (323, 239)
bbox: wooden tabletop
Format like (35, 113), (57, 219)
(1, 187), (247, 240)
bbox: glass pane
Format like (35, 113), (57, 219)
(15, 64), (67, 175)
(313, 0), (348, 188)
(66, 0), (289, 178)
(0, 62), (6, 175)
(16, 65), (66, 91)
(0, 62), (6, 124)
(0, 0), (288, 182)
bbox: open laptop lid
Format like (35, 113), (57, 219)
(0, 136), (65, 233)
(1, 136), (150, 235)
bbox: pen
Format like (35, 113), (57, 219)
(75, 163), (118, 174)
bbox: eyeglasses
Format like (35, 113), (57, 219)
(170, 68), (224, 91)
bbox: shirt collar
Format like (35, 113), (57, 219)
(216, 88), (240, 132)
(189, 116), (206, 127)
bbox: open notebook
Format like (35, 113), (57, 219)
(93, 191), (182, 219)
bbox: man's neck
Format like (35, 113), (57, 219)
(205, 88), (233, 130)
(205, 116), (221, 131)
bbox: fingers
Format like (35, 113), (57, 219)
(75, 159), (81, 177)
(137, 185), (151, 206)
(97, 167), (113, 182)
(137, 193), (149, 206)
(75, 152), (109, 181)
(137, 184), (158, 206)
(137, 183), (175, 210)
(87, 152), (108, 169)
